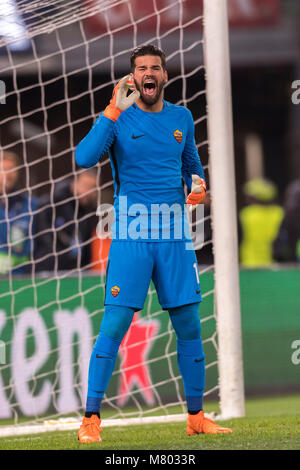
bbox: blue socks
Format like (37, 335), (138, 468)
(85, 302), (205, 416)
(86, 333), (121, 413)
(169, 303), (205, 412)
(177, 337), (205, 411)
(85, 305), (135, 415)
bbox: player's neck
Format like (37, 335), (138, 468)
(135, 97), (164, 113)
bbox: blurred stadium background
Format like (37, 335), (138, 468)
(0, 0), (299, 431)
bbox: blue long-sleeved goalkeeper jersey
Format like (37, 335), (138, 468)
(75, 100), (205, 241)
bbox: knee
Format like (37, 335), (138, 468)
(93, 332), (120, 357)
(99, 305), (135, 341)
(169, 303), (201, 341)
(177, 337), (204, 360)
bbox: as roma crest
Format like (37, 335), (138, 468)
(173, 129), (183, 143)
(111, 285), (120, 297)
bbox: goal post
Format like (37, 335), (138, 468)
(203, 0), (245, 418)
(0, 0), (245, 437)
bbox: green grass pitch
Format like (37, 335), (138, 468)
(0, 395), (299, 450)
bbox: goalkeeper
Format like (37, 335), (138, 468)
(76, 44), (232, 443)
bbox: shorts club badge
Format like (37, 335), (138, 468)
(111, 285), (120, 297)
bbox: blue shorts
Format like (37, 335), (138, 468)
(104, 240), (202, 310)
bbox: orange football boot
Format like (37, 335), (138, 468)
(78, 415), (102, 443)
(187, 410), (232, 435)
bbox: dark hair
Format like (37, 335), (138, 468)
(130, 44), (166, 71)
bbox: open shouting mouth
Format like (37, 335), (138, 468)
(143, 78), (157, 97)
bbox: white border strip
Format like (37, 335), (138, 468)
(0, 414), (187, 438)
(0, 412), (230, 438)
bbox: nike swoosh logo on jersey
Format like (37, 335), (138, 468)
(132, 134), (145, 139)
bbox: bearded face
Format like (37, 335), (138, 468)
(132, 55), (167, 107)
(134, 73), (166, 106)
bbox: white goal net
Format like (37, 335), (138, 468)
(0, 0), (244, 437)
